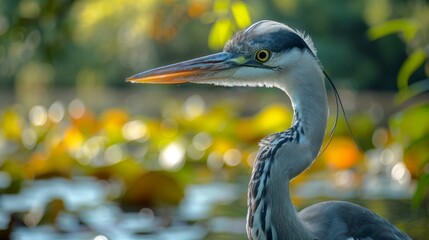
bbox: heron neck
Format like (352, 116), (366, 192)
(246, 52), (328, 239)
(290, 90), (328, 160)
(268, 180), (314, 239)
(269, 55), (328, 239)
(277, 58), (328, 162)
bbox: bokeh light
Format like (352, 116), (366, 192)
(21, 128), (37, 149)
(192, 132), (212, 151)
(159, 142), (185, 171)
(372, 128), (389, 148)
(104, 144), (125, 165)
(380, 149), (395, 166)
(29, 105), (47, 126)
(246, 151), (257, 167)
(68, 99), (86, 119)
(0, 0), (428, 238)
(334, 170), (355, 188)
(223, 149), (241, 167)
(184, 95), (206, 120)
(94, 235), (108, 240)
(391, 162), (411, 186)
(48, 101), (65, 123)
(122, 120), (148, 141)
(187, 144), (204, 160)
(78, 136), (106, 165)
(207, 151), (224, 171)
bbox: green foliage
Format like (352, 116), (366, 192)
(0, 1), (428, 237)
(208, 0), (251, 49)
(368, 19), (428, 93)
(368, 1), (429, 208)
(396, 48), (426, 91)
(390, 103), (429, 149)
(412, 173), (429, 208)
(395, 79), (429, 104)
(367, 19), (418, 43)
(0, 0), (420, 90)
(367, 2), (428, 95)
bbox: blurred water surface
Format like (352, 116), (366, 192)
(0, 175), (427, 240)
(0, 88), (428, 240)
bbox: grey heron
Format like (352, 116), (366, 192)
(127, 20), (411, 240)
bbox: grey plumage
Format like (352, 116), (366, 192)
(127, 20), (412, 240)
(299, 201), (411, 240)
(225, 20), (311, 55)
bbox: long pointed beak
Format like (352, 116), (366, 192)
(126, 52), (240, 84)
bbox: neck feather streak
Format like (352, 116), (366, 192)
(247, 54), (328, 240)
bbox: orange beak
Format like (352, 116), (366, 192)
(126, 52), (238, 84)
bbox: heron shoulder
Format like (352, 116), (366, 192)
(298, 201), (412, 240)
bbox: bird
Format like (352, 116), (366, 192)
(127, 20), (411, 240)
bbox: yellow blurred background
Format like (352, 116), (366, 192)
(0, 0), (428, 239)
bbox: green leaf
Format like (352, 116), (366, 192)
(208, 18), (233, 50)
(397, 48), (427, 89)
(395, 79), (429, 104)
(367, 19), (418, 42)
(389, 103), (429, 148)
(412, 173), (429, 208)
(231, 1), (251, 29)
(213, 0), (231, 14)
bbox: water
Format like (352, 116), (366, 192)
(0, 177), (427, 240)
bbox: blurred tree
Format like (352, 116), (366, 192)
(367, 0), (429, 208)
(0, 0), (75, 106)
(0, 0), (420, 91)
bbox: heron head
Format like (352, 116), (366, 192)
(127, 20), (318, 87)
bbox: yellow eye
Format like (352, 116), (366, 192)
(255, 49), (271, 62)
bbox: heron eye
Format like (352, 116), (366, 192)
(255, 49), (271, 63)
